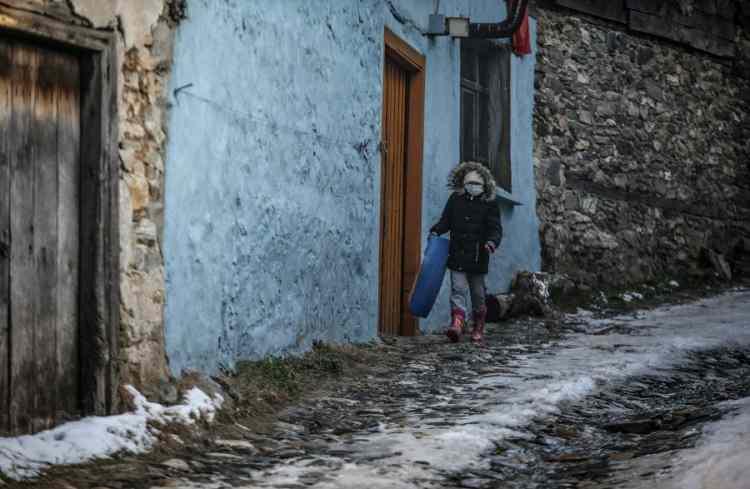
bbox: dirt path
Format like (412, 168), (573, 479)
(7, 288), (750, 489)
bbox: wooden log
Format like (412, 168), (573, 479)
(634, 0), (734, 19)
(0, 38), (10, 435)
(9, 42), (39, 435)
(31, 43), (61, 433)
(103, 44), (120, 415)
(78, 53), (100, 415)
(693, 0), (719, 16)
(629, 10), (735, 58)
(0, 4), (109, 52)
(55, 49), (81, 422)
(634, 4), (737, 41)
(668, 10), (736, 41)
(0, 0), (84, 25)
(626, 0), (668, 15)
(741, 3), (750, 28)
(77, 38), (118, 417)
(714, 0), (735, 20)
(79, 52), (113, 415)
(557, 0), (628, 23)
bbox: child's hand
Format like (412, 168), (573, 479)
(484, 242), (496, 254)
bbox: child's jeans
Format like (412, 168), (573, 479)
(450, 270), (486, 317)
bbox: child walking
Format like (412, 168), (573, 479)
(430, 162), (503, 342)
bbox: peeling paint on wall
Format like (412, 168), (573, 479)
(69, 0), (164, 48)
(164, 0), (384, 373)
(164, 0), (541, 374)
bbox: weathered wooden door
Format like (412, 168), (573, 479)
(379, 30), (425, 337)
(0, 38), (81, 434)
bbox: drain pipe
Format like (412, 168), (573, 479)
(469, 0), (529, 38)
(426, 0), (529, 38)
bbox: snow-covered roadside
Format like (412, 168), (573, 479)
(608, 396), (750, 489)
(0, 386), (223, 480)
(670, 397), (750, 489)
(247, 290), (750, 488)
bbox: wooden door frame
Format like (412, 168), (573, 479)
(0, 5), (120, 418)
(380, 28), (425, 337)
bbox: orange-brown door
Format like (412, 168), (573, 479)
(379, 57), (408, 336)
(379, 30), (425, 337)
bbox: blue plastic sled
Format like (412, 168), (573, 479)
(408, 236), (450, 318)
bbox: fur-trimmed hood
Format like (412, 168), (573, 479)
(447, 161), (497, 202)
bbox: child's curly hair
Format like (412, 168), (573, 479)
(447, 161), (497, 201)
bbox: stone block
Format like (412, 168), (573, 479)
(135, 218), (158, 245)
(485, 294), (515, 322)
(578, 110), (594, 124)
(704, 248), (733, 280)
(545, 159), (564, 186)
(596, 102), (617, 116)
(637, 46), (655, 65)
(119, 178), (134, 269)
(126, 173), (151, 214)
(509, 272), (554, 317)
(123, 340), (170, 395)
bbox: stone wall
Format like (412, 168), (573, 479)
(5, 0), (181, 397)
(533, 5), (750, 288)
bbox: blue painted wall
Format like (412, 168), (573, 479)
(163, 0), (540, 374)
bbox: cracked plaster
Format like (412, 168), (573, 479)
(69, 0), (164, 47)
(163, 0), (541, 374)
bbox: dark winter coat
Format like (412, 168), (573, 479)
(430, 162), (503, 275)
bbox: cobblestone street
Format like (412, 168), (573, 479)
(7, 288), (749, 489)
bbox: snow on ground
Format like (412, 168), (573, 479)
(621, 291), (644, 302)
(607, 396), (750, 489)
(671, 397), (750, 489)
(0, 386), (223, 480)
(5, 291), (747, 487)
(248, 290), (750, 488)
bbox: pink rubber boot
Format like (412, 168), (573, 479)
(471, 306), (487, 343)
(446, 308), (465, 343)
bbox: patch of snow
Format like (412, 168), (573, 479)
(169, 434), (185, 445)
(622, 291), (644, 302)
(0, 386), (223, 480)
(608, 396), (750, 489)
(670, 397), (750, 489)
(398, 379), (419, 386)
(214, 439), (257, 452)
(241, 291), (750, 488)
(575, 308), (594, 318)
(407, 362), (433, 371)
(669, 280), (680, 287)
(531, 275), (550, 302)
(161, 458), (191, 471)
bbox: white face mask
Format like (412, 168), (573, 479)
(464, 182), (484, 197)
